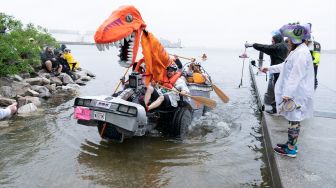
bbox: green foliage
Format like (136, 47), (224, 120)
(0, 13), (59, 76)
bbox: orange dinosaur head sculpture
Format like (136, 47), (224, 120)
(94, 5), (146, 67)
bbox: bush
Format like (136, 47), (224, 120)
(0, 13), (59, 76)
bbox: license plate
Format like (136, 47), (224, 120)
(93, 111), (106, 121)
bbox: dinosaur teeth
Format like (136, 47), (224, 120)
(95, 43), (101, 51)
(131, 32), (135, 37)
(105, 44), (109, 50)
(127, 48), (133, 52)
(120, 39), (124, 46)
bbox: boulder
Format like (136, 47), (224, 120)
(81, 76), (91, 82)
(17, 103), (37, 114)
(24, 89), (39, 97)
(50, 77), (63, 86)
(17, 96), (41, 107)
(19, 72), (31, 79)
(60, 73), (75, 85)
(45, 84), (57, 93)
(11, 81), (31, 96)
(75, 79), (86, 86)
(0, 97), (16, 106)
(24, 77), (44, 85)
(31, 85), (52, 99)
(86, 70), (96, 77)
(0, 86), (16, 98)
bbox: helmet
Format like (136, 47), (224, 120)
(167, 63), (178, 72)
(279, 23), (311, 44)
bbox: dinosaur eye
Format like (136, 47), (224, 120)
(125, 14), (133, 23)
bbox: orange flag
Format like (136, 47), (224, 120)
(141, 32), (170, 86)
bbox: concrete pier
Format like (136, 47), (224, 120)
(249, 65), (336, 188)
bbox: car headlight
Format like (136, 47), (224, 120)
(128, 107), (137, 115)
(118, 105), (129, 113)
(117, 105), (137, 115)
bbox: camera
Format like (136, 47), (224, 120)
(128, 72), (143, 90)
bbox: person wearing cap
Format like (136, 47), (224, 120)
(245, 34), (288, 114)
(0, 102), (17, 120)
(259, 23), (314, 157)
(143, 57), (189, 112)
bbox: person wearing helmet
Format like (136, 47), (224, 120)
(143, 58), (189, 112)
(259, 23), (314, 157)
(245, 33), (288, 114)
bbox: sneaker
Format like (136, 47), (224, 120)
(274, 146), (297, 158)
(276, 143), (298, 153)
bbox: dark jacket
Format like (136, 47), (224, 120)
(40, 49), (57, 64)
(252, 34), (288, 66)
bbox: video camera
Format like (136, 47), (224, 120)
(128, 72), (143, 90)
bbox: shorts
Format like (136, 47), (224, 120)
(42, 60), (60, 70)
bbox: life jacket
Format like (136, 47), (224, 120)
(192, 73), (206, 84)
(312, 41), (321, 65)
(162, 72), (182, 89)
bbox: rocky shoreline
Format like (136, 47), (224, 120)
(0, 68), (95, 126)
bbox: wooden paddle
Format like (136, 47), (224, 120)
(169, 53), (230, 103)
(159, 85), (217, 108)
(113, 66), (132, 95)
(168, 53), (194, 61)
(204, 77), (229, 103)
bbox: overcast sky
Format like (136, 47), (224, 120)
(2, 0), (336, 49)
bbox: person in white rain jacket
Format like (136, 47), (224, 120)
(260, 23), (314, 157)
(0, 102), (17, 120)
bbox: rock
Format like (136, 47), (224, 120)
(40, 73), (51, 79)
(17, 103), (37, 114)
(0, 97), (16, 106)
(44, 84), (56, 93)
(31, 85), (52, 99)
(24, 77), (44, 85)
(19, 72), (31, 79)
(11, 74), (24, 82)
(12, 81), (31, 96)
(0, 121), (10, 128)
(0, 86), (16, 98)
(50, 77), (63, 86)
(37, 69), (48, 76)
(17, 96), (41, 107)
(41, 77), (51, 85)
(66, 84), (81, 89)
(75, 79), (86, 86)
(86, 70), (96, 77)
(60, 73), (75, 85)
(81, 76), (91, 82)
(24, 89), (39, 97)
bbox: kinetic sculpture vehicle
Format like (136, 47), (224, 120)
(73, 5), (218, 142)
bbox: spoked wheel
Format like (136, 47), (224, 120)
(97, 122), (124, 142)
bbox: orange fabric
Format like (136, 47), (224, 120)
(141, 32), (170, 86)
(162, 72), (182, 89)
(192, 73), (206, 84)
(94, 5), (146, 64)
